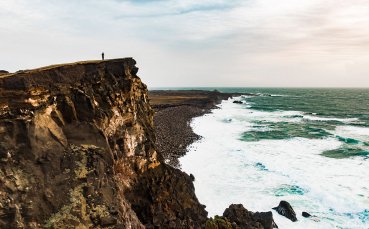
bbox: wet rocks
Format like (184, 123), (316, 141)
(272, 201), (297, 222)
(233, 100), (243, 104)
(302, 211), (320, 222)
(205, 204), (279, 229)
(223, 204), (263, 229)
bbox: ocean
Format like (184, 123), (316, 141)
(178, 88), (369, 229)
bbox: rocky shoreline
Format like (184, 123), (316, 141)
(149, 90), (244, 167)
(150, 90), (286, 228)
(150, 90), (308, 228)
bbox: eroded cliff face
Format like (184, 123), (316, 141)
(0, 59), (207, 228)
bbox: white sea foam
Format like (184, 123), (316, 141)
(303, 115), (359, 123)
(180, 98), (369, 229)
(270, 94), (288, 97)
(334, 126), (369, 143)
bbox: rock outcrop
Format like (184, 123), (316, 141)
(0, 59), (206, 228)
(205, 204), (278, 229)
(302, 212), (311, 218)
(232, 100), (243, 104)
(272, 201), (297, 222)
(126, 164), (208, 228)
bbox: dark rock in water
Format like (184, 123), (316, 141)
(302, 212), (321, 222)
(253, 211), (278, 229)
(272, 201), (297, 222)
(222, 204), (278, 229)
(233, 100), (243, 104)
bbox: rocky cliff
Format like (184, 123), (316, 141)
(0, 59), (207, 228)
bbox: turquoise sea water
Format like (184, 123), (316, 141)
(230, 88), (369, 159)
(177, 88), (369, 228)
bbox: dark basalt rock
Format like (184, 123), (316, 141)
(126, 163), (208, 228)
(223, 204), (263, 229)
(233, 100), (243, 104)
(190, 173), (195, 181)
(272, 201), (297, 222)
(302, 212), (311, 218)
(221, 204), (278, 229)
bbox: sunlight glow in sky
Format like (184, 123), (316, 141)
(1, 0), (369, 87)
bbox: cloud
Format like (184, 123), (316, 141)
(1, 0), (369, 87)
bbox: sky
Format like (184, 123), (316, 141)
(1, 0), (369, 87)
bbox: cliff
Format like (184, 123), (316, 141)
(0, 59), (207, 228)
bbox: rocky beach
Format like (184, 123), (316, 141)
(149, 90), (244, 167)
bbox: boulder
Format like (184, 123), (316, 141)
(233, 100), (243, 104)
(272, 201), (297, 222)
(302, 212), (311, 218)
(222, 204), (278, 229)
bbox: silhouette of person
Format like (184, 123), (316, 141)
(102, 52), (105, 60)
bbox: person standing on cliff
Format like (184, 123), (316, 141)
(102, 52), (104, 60)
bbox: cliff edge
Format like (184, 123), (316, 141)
(0, 59), (207, 228)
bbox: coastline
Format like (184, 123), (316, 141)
(4, 59), (367, 228)
(0, 60), (279, 228)
(149, 90), (242, 167)
(149, 90), (282, 229)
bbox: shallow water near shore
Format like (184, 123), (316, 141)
(180, 88), (369, 228)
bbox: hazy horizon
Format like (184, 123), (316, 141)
(1, 0), (369, 88)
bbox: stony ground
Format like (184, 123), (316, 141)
(149, 90), (240, 167)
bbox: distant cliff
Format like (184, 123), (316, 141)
(0, 59), (207, 228)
